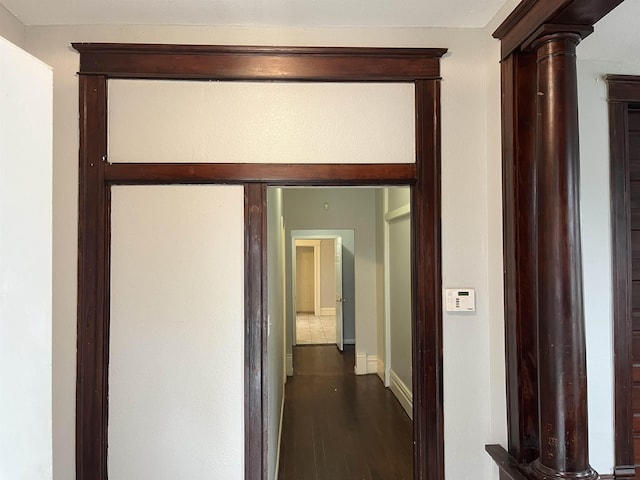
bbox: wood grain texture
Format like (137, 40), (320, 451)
(72, 43), (446, 81)
(104, 163), (417, 185)
(607, 75), (640, 479)
(485, 445), (531, 480)
(492, 1), (626, 478)
(413, 78), (444, 480)
(245, 183), (268, 480)
(609, 76), (640, 103)
(76, 74), (109, 480)
(493, 0), (623, 59)
(530, 32), (596, 479)
(278, 346), (412, 480)
(500, 50), (540, 465)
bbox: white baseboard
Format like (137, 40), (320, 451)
(355, 353), (379, 375)
(367, 355), (378, 375)
(286, 354), (293, 377)
(389, 369), (413, 420)
(343, 338), (355, 345)
(319, 307), (336, 316)
(355, 352), (367, 375)
(274, 392), (285, 479)
(377, 358), (386, 384)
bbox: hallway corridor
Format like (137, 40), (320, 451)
(278, 345), (413, 480)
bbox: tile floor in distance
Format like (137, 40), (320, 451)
(296, 313), (336, 345)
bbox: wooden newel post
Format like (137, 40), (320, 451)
(530, 32), (598, 480)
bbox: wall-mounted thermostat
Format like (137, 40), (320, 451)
(445, 288), (476, 312)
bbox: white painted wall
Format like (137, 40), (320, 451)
(108, 80), (415, 164)
(375, 189), (386, 381)
(109, 185), (244, 480)
(483, 5), (509, 467)
(0, 5), (25, 47)
(319, 239), (336, 311)
(23, 24), (506, 480)
(266, 187), (285, 480)
(386, 188), (413, 417)
(438, 29), (502, 480)
(0, 35), (52, 480)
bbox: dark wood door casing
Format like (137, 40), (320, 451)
(73, 44), (446, 480)
(608, 74), (640, 480)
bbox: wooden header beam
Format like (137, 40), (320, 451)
(493, 0), (623, 60)
(72, 43), (447, 81)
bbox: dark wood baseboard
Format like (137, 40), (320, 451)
(486, 445), (531, 480)
(613, 465), (636, 479)
(486, 445), (627, 480)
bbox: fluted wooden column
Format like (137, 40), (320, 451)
(530, 32), (598, 480)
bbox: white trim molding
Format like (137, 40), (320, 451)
(385, 203), (411, 222)
(355, 352), (379, 376)
(377, 358), (386, 384)
(389, 369), (413, 419)
(355, 352), (368, 375)
(319, 307), (336, 316)
(367, 355), (378, 375)
(274, 392), (285, 479)
(286, 354), (293, 377)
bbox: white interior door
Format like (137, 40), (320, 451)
(335, 237), (344, 351)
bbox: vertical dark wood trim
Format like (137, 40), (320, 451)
(413, 79), (443, 480)
(501, 50), (540, 466)
(530, 32), (596, 479)
(245, 183), (268, 480)
(607, 78), (636, 479)
(76, 74), (109, 480)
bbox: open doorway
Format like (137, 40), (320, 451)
(293, 238), (339, 346)
(271, 186), (413, 479)
(292, 233), (354, 351)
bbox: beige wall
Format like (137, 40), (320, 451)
(22, 24), (507, 480)
(108, 79), (415, 164)
(319, 239), (336, 310)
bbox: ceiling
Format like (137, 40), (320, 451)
(0, 0), (511, 28)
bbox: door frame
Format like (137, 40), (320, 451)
(291, 232), (347, 349)
(72, 43), (446, 480)
(608, 74), (640, 478)
(293, 239), (322, 317)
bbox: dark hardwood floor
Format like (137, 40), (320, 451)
(277, 345), (413, 480)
